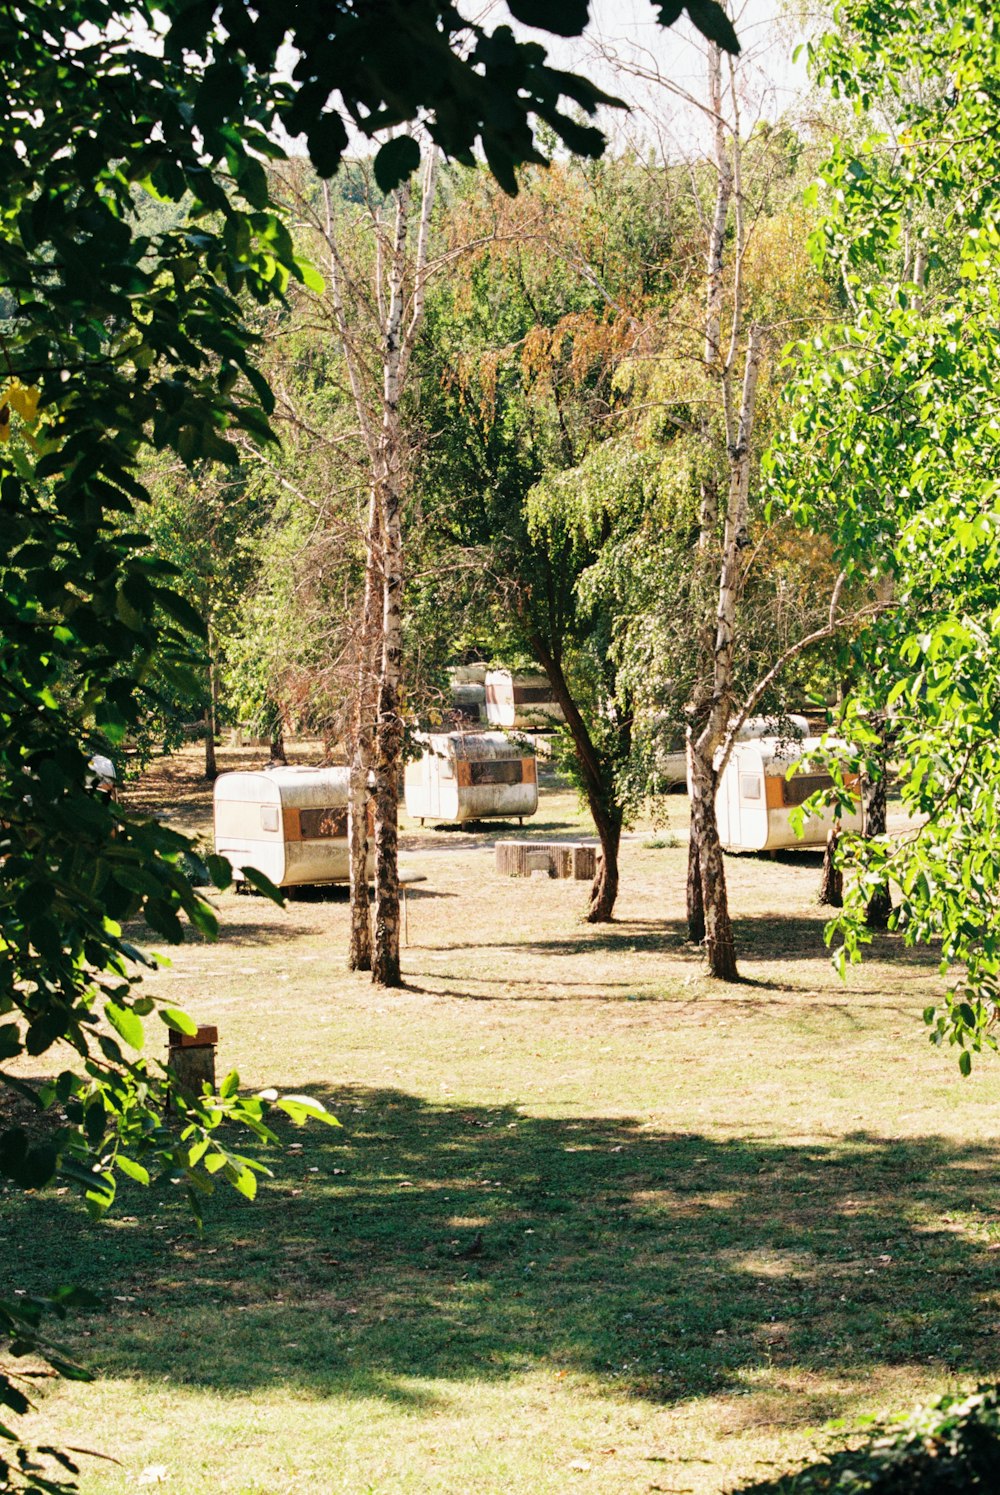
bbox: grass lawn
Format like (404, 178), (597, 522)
(6, 742), (1000, 1494)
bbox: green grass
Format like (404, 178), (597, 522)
(6, 743), (1000, 1494)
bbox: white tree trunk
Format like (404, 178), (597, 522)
(370, 151), (438, 987)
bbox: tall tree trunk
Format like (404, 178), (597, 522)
(704, 45), (732, 369)
(587, 807), (622, 923)
(687, 830), (705, 942)
(864, 741), (892, 929)
(369, 184), (411, 990)
(683, 46), (750, 977)
(819, 825), (843, 907)
(347, 492), (381, 972)
(688, 749), (737, 980)
(203, 707), (217, 781)
(686, 331), (762, 981)
(530, 633), (625, 923)
(204, 624), (218, 781)
(371, 467), (403, 986)
(347, 742), (372, 969)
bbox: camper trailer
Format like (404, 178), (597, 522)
(734, 713), (809, 743)
(404, 732), (538, 825)
(710, 736), (863, 853)
(214, 765), (372, 888)
(484, 670), (564, 730)
(443, 665), (486, 727)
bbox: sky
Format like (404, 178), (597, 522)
(508, 0), (814, 157)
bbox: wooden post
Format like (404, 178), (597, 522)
(167, 1025), (218, 1108)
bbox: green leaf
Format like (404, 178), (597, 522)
(159, 1007), (199, 1037)
(240, 865), (285, 904)
(104, 1001), (144, 1053)
(293, 256), (325, 294)
(274, 1094), (342, 1128)
(205, 853), (233, 890)
(115, 1155), (150, 1185)
(230, 1165), (257, 1200)
(373, 135), (421, 193)
(959, 1049), (972, 1077)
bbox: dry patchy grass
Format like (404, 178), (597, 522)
(6, 742), (1000, 1495)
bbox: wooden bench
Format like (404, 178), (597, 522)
(495, 840), (598, 880)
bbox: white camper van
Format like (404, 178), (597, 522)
(711, 736), (863, 853)
(404, 732), (538, 825)
(484, 670), (564, 730)
(214, 765), (372, 888)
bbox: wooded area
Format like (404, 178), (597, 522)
(5, 0), (1000, 1490)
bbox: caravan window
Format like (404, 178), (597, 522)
(739, 774), (761, 801)
(782, 773), (833, 807)
(469, 759), (524, 786)
(260, 805), (280, 832)
(299, 806), (348, 839)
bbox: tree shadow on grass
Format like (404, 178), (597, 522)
(733, 915), (941, 972)
(416, 917), (938, 974)
(5, 1092), (1000, 1415)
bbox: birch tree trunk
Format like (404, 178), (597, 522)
(368, 185), (410, 988)
(687, 831), (705, 942)
(687, 328), (763, 980)
(369, 154), (437, 986)
(347, 490), (380, 971)
(686, 43), (732, 936)
(321, 153), (438, 986)
(704, 45), (732, 371)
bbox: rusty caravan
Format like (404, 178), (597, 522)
(404, 732), (539, 825)
(213, 765), (374, 888)
(700, 732), (863, 853)
(483, 669), (564, 730)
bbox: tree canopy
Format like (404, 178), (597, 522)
(769, 0), (1000, 1066)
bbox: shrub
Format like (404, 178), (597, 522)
(730, 1386), (1000, 1493)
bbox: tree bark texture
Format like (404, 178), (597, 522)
(371, 472), (403, 986)
(704, 44), (732, 368)
(587, 816), (620, 922)
(864, 762), (892, 930)
(819, 825), (843, 908)
(369, 183), (412, 989)
(688, 748), (738, 980)
(204, 627), (218, 781)
(530, 634), (626, 922)
(347, 491), (380, 972)
(687, 830), (706, 942)
(686, 332), (762, 980)
(325, 153), (438, 988)
(203, 709), (217, 782)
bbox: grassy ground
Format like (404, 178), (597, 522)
(6, 742), (1000, 1495)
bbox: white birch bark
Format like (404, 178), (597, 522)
(370, 151), (439, 987)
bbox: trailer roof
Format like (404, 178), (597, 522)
(418, 731), (534, 760)
(214, 765), (351, 807)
